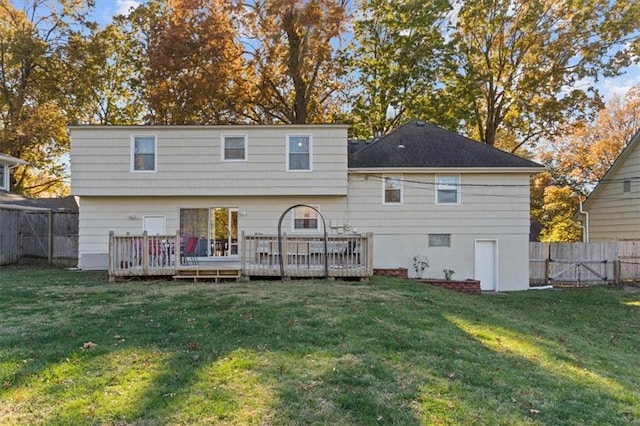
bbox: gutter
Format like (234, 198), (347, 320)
(579, 202), (589, 242)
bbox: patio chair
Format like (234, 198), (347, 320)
(181, 236), (199, 265)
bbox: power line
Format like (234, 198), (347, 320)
(358, 173), (640, 191)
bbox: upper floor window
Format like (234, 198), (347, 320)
(623, 179), (631, 193)
(287, 135), (312, 171)
(293, 206), (318, 231)
(0, 164), (6, 190)
(132, 136), (156, 172)
(383, 175), (402, 204)
(436, 175), (459, 204)
(222, 135), (247, 161)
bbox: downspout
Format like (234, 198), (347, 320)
(6, 163), (19, 191)
(579, 202), (589, 243)
(7, 161), (27, 192)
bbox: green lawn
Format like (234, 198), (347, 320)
(1, 266), (639, 425)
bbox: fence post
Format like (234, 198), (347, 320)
(141, 231), (148, 275)
(544, 258), (550, 285)
(240, 231), (246, 274)
(175, 230), (181, 267)
(108, 231), (115, 282)
(47, 210), (53, 265)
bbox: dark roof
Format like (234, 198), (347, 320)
(348, 119), (543, 169)
(0, 191), (78, 211)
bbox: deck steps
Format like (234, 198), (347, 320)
(173, 268), (241, 283)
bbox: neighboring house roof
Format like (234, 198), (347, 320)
(581, 129), (640, 210)
(0, 191), (78, 211)
(0, 153), (28, 166)
(348, 119), (544, 170)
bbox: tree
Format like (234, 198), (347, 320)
(124, 0), (249, 125)
(244, 0), (349, 124)
(537, 183), (583, 242)
(0, 0), (90, 196)
(65, 21), (145, 125)
(540, 84), (640, 197)
(533, 85), (640, 241)
(448, 0), (640, 153)
(346, 0), (453, 139)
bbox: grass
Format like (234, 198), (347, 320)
(1, 266), (639, 425)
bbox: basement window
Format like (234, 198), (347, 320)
(429, 234), (451, 247)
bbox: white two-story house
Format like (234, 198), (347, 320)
(70, 119), (543, 291)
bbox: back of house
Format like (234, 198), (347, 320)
(70, 120), (543, 291)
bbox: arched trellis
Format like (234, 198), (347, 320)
(277, 204), (328, 281)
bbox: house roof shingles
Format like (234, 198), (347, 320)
(348, 119), (543, 170)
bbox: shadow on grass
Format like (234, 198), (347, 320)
(1, 268), (638, 424)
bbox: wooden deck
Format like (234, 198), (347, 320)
(108, 231), (373, 281)
(173, 265), (241, 283)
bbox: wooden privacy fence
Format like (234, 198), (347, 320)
(0, 208), (78, 266)
(530, 241), (640, 285)
(0, 208), (20, 265)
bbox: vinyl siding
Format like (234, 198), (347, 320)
(70, 125), (348, 197)
(587, 143), (640, 241)
(346, 172), (531, 235)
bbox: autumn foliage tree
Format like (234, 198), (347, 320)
(0, 0), (90, 196)
(128, 0), (249, 124)
(448, 0), (640, 153)
(65, 21), (145, 125)
(347, 0), (452, 139)
(541, 85), (640, 197)
(244, 0), (349, 124)
(532, 85), (640, 241)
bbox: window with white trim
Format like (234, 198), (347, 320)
(383, 175), (402, 204)
(132, 136), (157, 172)
(222, 135), (247, 161)
(287, 135), (311, 171)
(0, 164), (6, 190)
(293, 206), (319, 231)
(429, 234), (451, 247)
(436, 175), (459, 204)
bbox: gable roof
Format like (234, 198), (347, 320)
(581, 129), (640, 210)
(348, 119), (543, 170)
(0, 191), (78, 211)
(0, 153), (28, 166)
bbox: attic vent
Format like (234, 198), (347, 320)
(415, 120), (426, 127)
(397, 144), (405, 149)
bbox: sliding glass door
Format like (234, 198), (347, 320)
(179, 207), (238, 258)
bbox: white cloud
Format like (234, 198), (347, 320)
(100, 0), (141, 22)
(599, 64), (640, 101)
(115, 0), (141, 16)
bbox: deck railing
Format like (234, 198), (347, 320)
(241, 232), (374, 278)
(108, 231), (374, 281)
(108, 231), (180, 281)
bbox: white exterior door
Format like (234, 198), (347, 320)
(475, 240), (497, 291)
(143, 216), (166, 235)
